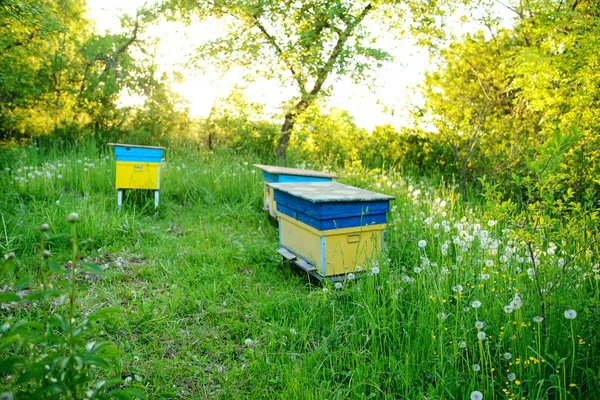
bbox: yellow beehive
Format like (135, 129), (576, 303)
(269, 182), (394, 279)
(107, 143), (165, 209)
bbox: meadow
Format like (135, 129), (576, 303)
(1, 142), (599, 399)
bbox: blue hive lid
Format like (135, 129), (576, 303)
(253, 164), (338, 179)
(268, 182), (394, 203)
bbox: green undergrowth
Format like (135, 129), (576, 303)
(1, 143), (599, 399)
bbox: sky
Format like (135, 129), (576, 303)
(87, 1), (514, 132)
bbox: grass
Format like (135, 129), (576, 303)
(1, 142), (599, 399)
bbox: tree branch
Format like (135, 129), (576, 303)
(0, 31), (37, 55)
(251, 14), (307, 96)
(308, 3), (373, 97)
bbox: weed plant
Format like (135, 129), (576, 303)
(1, 141), (598, 399)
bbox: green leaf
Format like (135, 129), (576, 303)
(109, 387), (147, 399)
(16, 276), (33, 290)
(24, 289), (63, 302)
(0, 292), (21, 302)
(80, 262), (103, 274)
(50, 261), (65, 274)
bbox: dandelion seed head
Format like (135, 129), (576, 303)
(507, 373), (516, 381)
(459, 341), (467, 348)
(334, 282), (343, 289)
(477, 331), (486, 341)
(533, 316), (544, 323)
(418, 240), (427, 248)
(503, 352), (512, 360)
(244, 338), (253, 346)
(475, 321), (484, 329)
(66, 212), (80, 223)
(471, 300), (482, 308)
(564, 309), (577, 320)
(472, 363), (481, 372)
(452, 285), (464, 292)
(470, 390), (483, 400)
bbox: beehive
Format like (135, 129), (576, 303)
(269, 182), (394, 278)
(253, 164), (338, 217)
(107, 143), (165, 209)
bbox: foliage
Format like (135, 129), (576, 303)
(1, 215), (145, 399)
(161, 0), (468, 161)
(418, 0), (600, 202)
(0, 0), (192, 145)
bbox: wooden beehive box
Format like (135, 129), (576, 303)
(107, 143), (165, 209)
(108, 144), (164, 190)
(269, 181), (394, 278)
(253, 164), (338, 217)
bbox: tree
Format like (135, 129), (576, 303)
(418, 0), (600, 201)
(0, 0), (176, 142)
(161, 0), (465, 163)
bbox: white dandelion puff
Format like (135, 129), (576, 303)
(470, 390), (483, 400)
(564, 309), (577, 320)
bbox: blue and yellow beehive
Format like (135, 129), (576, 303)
(107, 143), (165, 208)
(253, 164), (338, 217)
(268, 181), (394, 278)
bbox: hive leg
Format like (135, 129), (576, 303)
(117, 189), (123, 211)
(154, 190), (159, 209)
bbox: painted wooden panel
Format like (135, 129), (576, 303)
(115, 161), (160, 190)
(279, 213), (385, 277)
(109, 143), (164, 163)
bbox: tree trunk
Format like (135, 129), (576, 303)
(276, 112), (294, 164)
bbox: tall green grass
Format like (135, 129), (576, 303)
(1, 142), (598, 399)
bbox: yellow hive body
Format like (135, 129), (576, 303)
(115, 161), (161, 190)
(278, 213), (385, 277)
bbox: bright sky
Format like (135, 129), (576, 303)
(87, 1), (513, 132)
